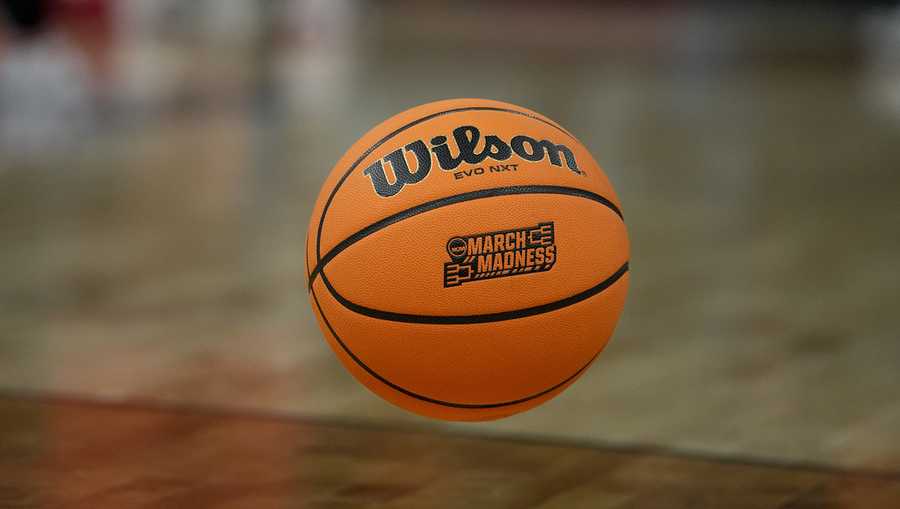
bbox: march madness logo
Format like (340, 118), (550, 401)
(443, 222), (557, 287)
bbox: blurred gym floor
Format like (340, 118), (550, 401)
(1, 1), (900, 507)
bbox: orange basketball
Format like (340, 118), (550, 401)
(306, 98), (629, 421)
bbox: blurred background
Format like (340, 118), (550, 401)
(1, 0), (899, 473)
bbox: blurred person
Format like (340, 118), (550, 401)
(0, 0), (92, 160)
(55, 0), (115, 108)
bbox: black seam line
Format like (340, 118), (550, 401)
(307, 185), (623, 290)
(320, 261), (628, 325)
(313, 105), (579, 276)
(310, 287), (601, 409)
(304, 228), (312, 286)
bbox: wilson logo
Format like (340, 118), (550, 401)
(363, 125), (582, 197)
(443, 223), (557, 287)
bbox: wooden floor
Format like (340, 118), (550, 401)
(1, 395), (898, 509)
(1, 3), (900, 505)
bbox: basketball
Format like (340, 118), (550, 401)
(306, 98), (629, 421)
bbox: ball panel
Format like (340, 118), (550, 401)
(310, 272), (628, 410)
(307, 99), (621, 272)
(324, 194), (627, 316)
